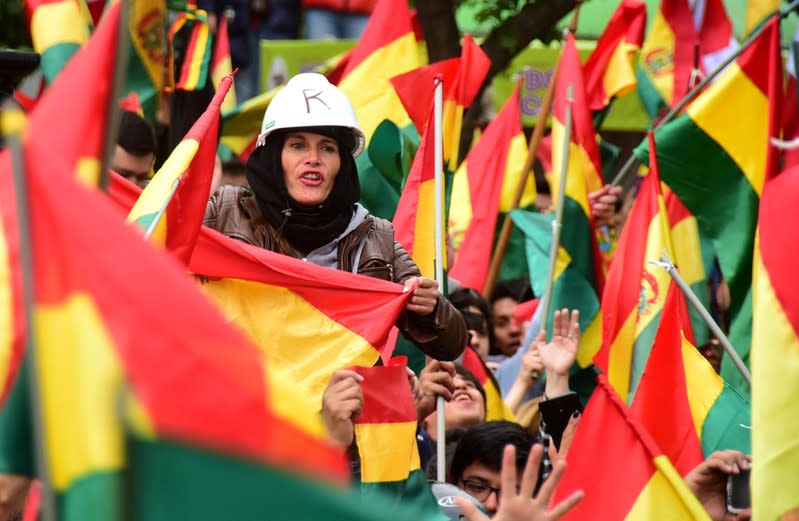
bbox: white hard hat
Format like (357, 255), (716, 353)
(256, 73), (365, 157)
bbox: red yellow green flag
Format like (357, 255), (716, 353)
(448, 85), (526, 291)
(595, 133), (674, 402)
(636, 0), (697, 118)
(391, 111), (437, 278)
(752, 165), (799, 521)
(210, 15), (237, 112)
(23, 0), (121, 188)
(551, 375), (711, 520)
(636, 17), (782, 396)
(631, 282), (751, 476)
(25, 0), (90, 83)
(583, 0), (647, 112)
(168, 2), (212, 91)
(336, 0), (425, 143)
(127, 75), (232, 265)
(352, 361), (439, 515)
(460, 347), (516, 422)
(124, 0), (167, 122)
(547, 33), (605, 367)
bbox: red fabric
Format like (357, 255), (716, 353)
(630, 283), (705, 476)
(513, 298), (539, 326)
(352, 363), (416, 424)
(302, 0), (377, 14)
(21, 481), (40, 521)
(339, 0), (410, 78)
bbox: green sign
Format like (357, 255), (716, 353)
(491, 40), (651, 132)
(260, 39), (356, 91)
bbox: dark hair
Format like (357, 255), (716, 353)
(449, 287), (491, 322)
(449, 421), (534, 482)
(454, 364), (486, 406)
(117, 110), (156, 157)
(491, 278), (534, 304)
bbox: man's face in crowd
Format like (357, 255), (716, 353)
(492, 297), (521, 356)
(457, 462), (523, 515)
(111, 145), (153, 188)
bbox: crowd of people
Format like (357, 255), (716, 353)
(0, 2), (760, 518)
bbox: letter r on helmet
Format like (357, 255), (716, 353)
(303, 89), (330, 113)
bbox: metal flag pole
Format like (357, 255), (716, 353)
(8, 134), (57, 521)
(654, 254), (752, 387)
(433, 75), (447, 483)
(610, 0), (799, 187)
(142, 178), (181, 240)
(537, 85), (573, 340)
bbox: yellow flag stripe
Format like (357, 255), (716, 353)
(602, 40), (639, 102)
(412, 178), (437, 278)
(200, 278), (379, 406)
(606, 311), (638, 402)
(670, 215), (705, 286)
(355, 421), (420, 482)
(639, 11), (677, 106)
(625, 456), (711, 520)
(576, 313), (602, 367)
(687, 62), (768, 196)
(551, 120), (599, 217)
(499, 133), (536, 212)
(35, 293), (125, 491)
(30, 1), (90, 52)
(0, 211), (13, 398)
(338, 33), (420, 142)
(752, 248), (799, 521)
(680, 334), (724, 441)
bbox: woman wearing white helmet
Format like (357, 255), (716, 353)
(204, 73), (467, 364)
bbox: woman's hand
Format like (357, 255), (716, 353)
(455, 444), (584, 521)
(404, 277), (439, 316)
(415, 360), (455, 420)
(539, 309), (579, 398)
(321, 370), (364, 448)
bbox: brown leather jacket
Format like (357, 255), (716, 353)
(204, 185), (466, 361)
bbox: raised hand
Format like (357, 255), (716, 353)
(539, 309), (580, 377)
(455, 444), (584, 521)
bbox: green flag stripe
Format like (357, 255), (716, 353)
(700, 384), (752, 456)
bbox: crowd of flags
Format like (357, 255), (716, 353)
(1, 0), (799, 519)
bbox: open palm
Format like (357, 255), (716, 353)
(538, 309), (580, 376)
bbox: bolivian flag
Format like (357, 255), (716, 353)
(596, 134), (675, 403)
(636, 17), (781, 395)
(210, 15), (237, 112)
(636, 0), (696, 118)
(460, 347), (516, 422)
(583, 0), (646, 112)
(752, 166), (799, 521)
(353, 362), (437, 513)
(336, 0), (425, 143)
(127, 75), (232, 265)
(449, 85), (527, 292)
(168, 2), (212, 91)
(25, 0), (90, 83)
(0, 150), (24, 409)
(124, 0), (167, 122)
(188, 226), (413, 407)
(551, 375), (711, 521)
(545, 33), (605, 366)
(23, 0), (121, 188)
(631, 282), (751, 476)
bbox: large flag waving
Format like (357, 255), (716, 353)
(551, 375), (711, 520)
(752, 166), (799, 521)
(127, 75), (232, 265)
(636, 17), (781, 395)
(631, 282), (751, 476)
(448, 85), (522, 291)
(595, 133), (675, 402)
(583, 0), (647, 112)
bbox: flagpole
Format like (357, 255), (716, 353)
(483, 5), (582, 299)
(99, 0), (131, 192)
(142, 178), (180, 239)
(538, 85), (573, 340)
(433, 74), (447, 483)
(8, 135), (57, 521)
(655, 254), (752, 387)
(610, 1), (799, 187)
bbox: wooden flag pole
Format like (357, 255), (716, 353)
(483, 4), (582, 299)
